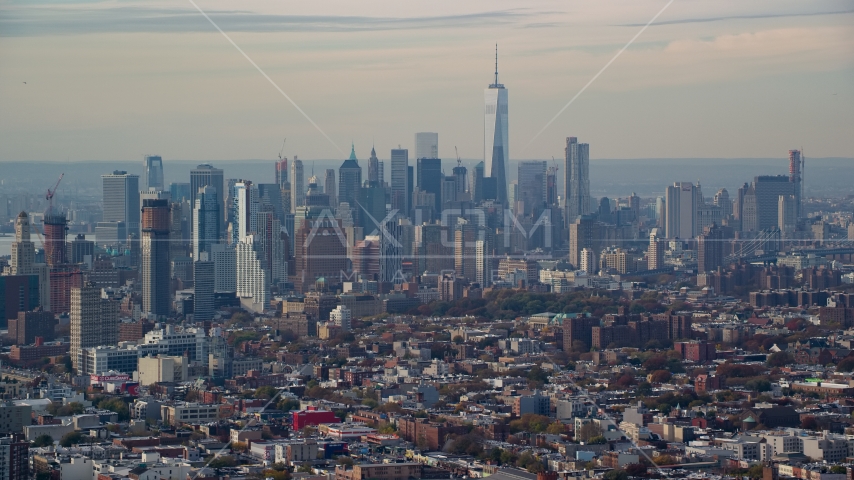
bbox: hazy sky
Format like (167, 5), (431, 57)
(0, 0), (852, 162)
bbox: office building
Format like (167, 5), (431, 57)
(564, 137), (590, 223)
(9, 211), (35, 277)
(415, 132), (438, 160)
(452, 163), (467, 200)
(169, 182), (191, 203)
(8, 212), (50, 311)
(291, 158), (305, 213)
(144, 155), (164, 190)
(141, 199), (171, 318)
(194, 254), (215, 321)
(69, 234), (95, 265)
(190, 164), (225, 237)
(210, 243), (236, 293)
(417, 158), (442, 213)
(102, 171), (140, 236)
(368, 146), (380, 184)
(339, 146), (363, 209)
(70, 282), (118, 373)
(698, 223), (725, 274)
(778, 195), (797, 238)
(390, 148), (409, 214)
(324, 169), (337, 207)
(517, 161), (547, 215)
(471, 161), (485, 203)
(193, 185), (220, 260)
(484, 47), (509, 205)
(275, 157), (288, 188)
(665, 182), (698, 239)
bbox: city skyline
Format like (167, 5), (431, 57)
(0, 1), (852, 162)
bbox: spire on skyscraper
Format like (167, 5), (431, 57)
(349, 142), (357, 162)
(494, 43), (499, 86)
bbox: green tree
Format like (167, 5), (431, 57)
(98, 398), (130, 421)
(32, 434), (54, 447)
(337, 456), (354, 466)
(603, 469), (628, 480)
(766, 351), (794, 367)
(60, 431), (84, 447)
(254, 386), (278, 400)
(209, 456), (237, 468)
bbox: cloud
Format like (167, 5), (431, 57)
(0, 5), (531, 36)
(619, 8), (854, 27)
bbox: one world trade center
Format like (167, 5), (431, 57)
(484, 45), (508, 205)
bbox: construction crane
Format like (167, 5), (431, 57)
(45, 173), (64, 217)
(278, 138), (287, 160)
(455, 146), (461, 167)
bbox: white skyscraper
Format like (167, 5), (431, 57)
(102, 170), (141, 235)
(484, 45), (509, 205)
(233, 180), (259, 244)
(235, 235), (269, 312)
(415, 132), (438, 160)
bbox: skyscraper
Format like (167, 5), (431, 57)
(190, 164), (225, 237)
(453, 163), (467, 200)
(144, 155), (164, 190)
(71, 282), (118, 373)
(339, 145), (362, 208)
(290, 158), (305, 213)
(10, 211), (34, 276)
(569, 215), (599, 269)
(275, 157), (288, 188)
(472, 161), (485, 203)
(789, 149), (803, 219)
(517, 161), (547, 215)
(415, 132), (438, 160)
(236, 235), (270, 312)
(233, 180), (259, 244)
(10, 211), (51, 311)
(102, 171), (140, 236)
(141, 199), (171, 318)
(564, 137), (589, 224)
(484, 46), (509, 205)
(193, 185), (220, 260)
(193, 253), (215, 321)
(665, 182), (697, 239)
(417, 158), (442, 214)
(368, 146), (380, 184)
(697, 223), (724, 274)
(324, 169), (337, 207)
(648, 228), (664, 271)
(391, 148), (409, 214)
